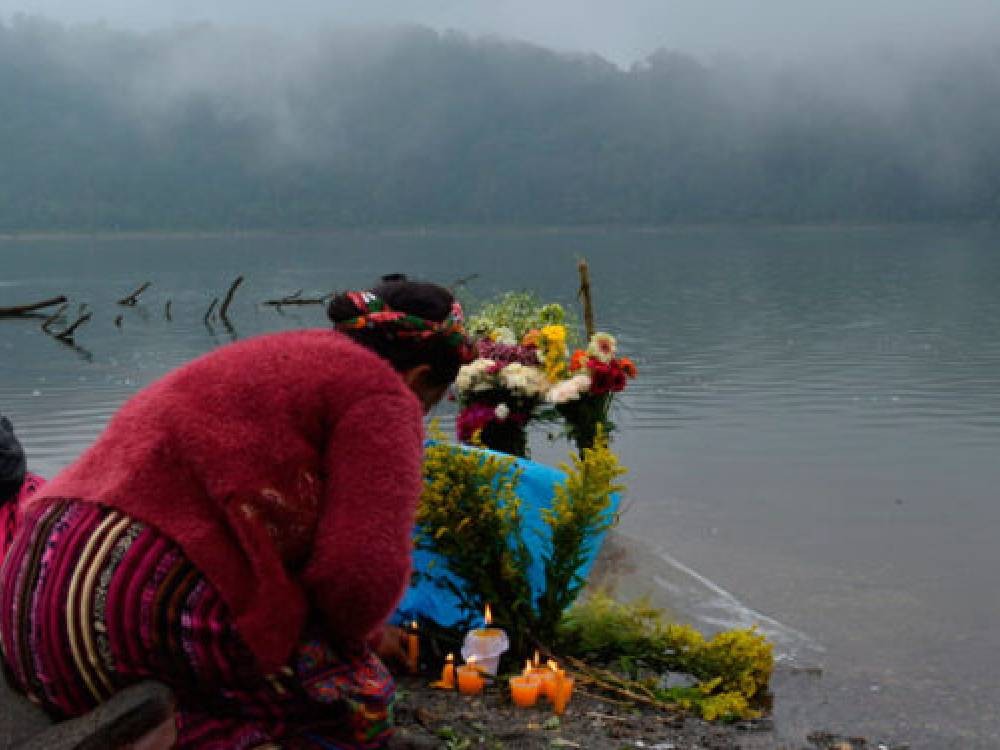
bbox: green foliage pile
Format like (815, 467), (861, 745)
(556, 592), (774, 721)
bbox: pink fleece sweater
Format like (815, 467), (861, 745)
(32, 330), (425, 671)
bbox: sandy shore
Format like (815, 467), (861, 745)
(391, 672), (909, 749)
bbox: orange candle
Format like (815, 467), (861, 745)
(546, 660), (566, 685)
(437, 653), (456, 689)
(546, 659), (566, 703)
(509, 675), (541, 708)
(551, 675), (575, 715)
(457, 658), (485, 695)
(406, 621), (420, 674)
(522, 656), (559, 702)
(533, 669), (558, 702)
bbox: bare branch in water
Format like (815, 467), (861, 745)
(0, 295), (68, 317)
(263, 289), (326, 307)
(54, 312), (93, 343)
(219, 276), (244, 322)
(204, 298), (219, 324)
(117, 282), (151, 306)
(40, 303), (70, 333)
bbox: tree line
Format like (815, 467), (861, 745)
(2, 17), (999, 231)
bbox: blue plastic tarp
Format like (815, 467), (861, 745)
(393, 446), (619, 628)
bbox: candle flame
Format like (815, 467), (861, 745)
(411, 620), (419, 630)
(547, 659), (559, 672)
(446, 653), (454, 662)
(484, 604), (492, 625)
(525, 659), (532, 673)
(534, 650), (540, 667)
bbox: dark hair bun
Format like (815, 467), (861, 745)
(327, 276), (462, 386)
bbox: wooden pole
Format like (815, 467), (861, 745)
(578, 259), (595, 340)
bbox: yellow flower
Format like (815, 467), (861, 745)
(540, 324), (567, 343)
(538, 324), (569, 381)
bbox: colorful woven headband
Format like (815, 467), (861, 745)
(336, 291), (474, 362)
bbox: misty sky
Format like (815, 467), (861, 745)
(3, 0), (1000, 64)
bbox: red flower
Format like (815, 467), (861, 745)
(569, 349), (588, 372)
(588, 360), (616, 395)
(619, 357), (638, 379)
(610, 368), (628, 392)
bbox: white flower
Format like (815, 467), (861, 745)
(587, 332), (617, 363)
(545, 374), (592, 404)
(499, 363), (549, 397)
(456, 358), (499, 396)
(491, 327), (516, 345)
(495, 403), (510, 420)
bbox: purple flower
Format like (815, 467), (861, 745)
(456, 403), (497, 442)
(475, 339), (540, 366)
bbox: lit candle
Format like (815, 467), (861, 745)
(431, 653), (456, 689)
(461, 604), (509, 676)
(476, 605), (503, 638)
(535, 668), (558, 702)
(523, 656), (557, 702)
(406, 621), (420, 674)
(551, 675), (575, 715)
(509, 674), (541, 708)
(457, 657), (485, 695)
(441, 653), (456, 688)
(545, 660), (567, 703)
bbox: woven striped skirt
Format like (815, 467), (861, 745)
(0, 500), (395, 749)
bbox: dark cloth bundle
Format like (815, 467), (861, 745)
(0, 415), (26, 501)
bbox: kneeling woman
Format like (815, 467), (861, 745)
(0, 277), (469, 749)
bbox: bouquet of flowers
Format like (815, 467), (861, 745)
(455, 293), (570, 457)
(544, 332), (638, 454)
(456, 291), (637, 457)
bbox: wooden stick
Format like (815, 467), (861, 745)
(585, 710), (636, 721)
(579, 693), (638, 708)
(219, 276), (244, 322)
(164, 300), (172, 321)
(563, 655), (676, 712)
(55, 312), (93, 342)
(577, 260), (595, 339)
(0, 295), (68, 317)
(117, 282), (151, 306)
(204, 298), (218, 324)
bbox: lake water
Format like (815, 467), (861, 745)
(2, 226), (999, 748)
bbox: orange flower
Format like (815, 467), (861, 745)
(569, 349), (588, 372)
(522, 329), (542, 348)
(619, 357), (638, 378)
